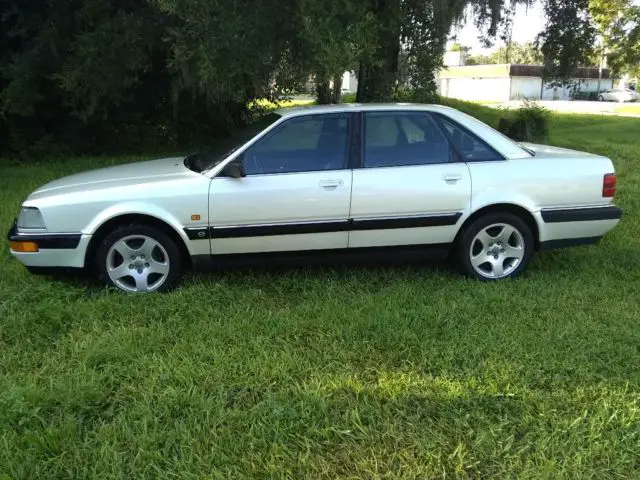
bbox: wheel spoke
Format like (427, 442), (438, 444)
(475, 229), (495, 249)
(471, 254), (489, 269)
(503, 245), (524, 260)
(491, 258), (505, 277)
(132, 272), (150, 292)
(138, 238), (159, 258)
(109, 263), (131, 280)
(148, 259), (169, 275)
(113, 239), (135, 259)
(499, 225), (516, 244)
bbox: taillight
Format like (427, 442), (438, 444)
(603, 173), (617, 198)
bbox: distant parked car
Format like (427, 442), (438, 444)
(9, 104), (622, 292)
(598, 88), (639, 102)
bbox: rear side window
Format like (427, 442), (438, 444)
(363, 112), (452, 168)
(436, 115), (503, 162)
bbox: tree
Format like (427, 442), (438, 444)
(0, 0), (622, 156)
(589, 0), (640, 78)
(466, 53), (494, 65)
(607, 6), (640, 79)
(465, 42), (542, 65)
(0, 0), (171, 152)
(354, 1), (536, 102)
(295, 0), (375, 104)
(497, 42), (543, 64)
(536, 0), (597, 87)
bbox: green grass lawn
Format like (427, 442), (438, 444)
(614, 103), (640, 115)
(1, 109), (640, 478)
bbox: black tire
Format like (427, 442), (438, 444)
(95, 224), (183, 293)
(457, 212), (534, 281)
(598, 95), (604, 102)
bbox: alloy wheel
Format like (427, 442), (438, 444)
(468, 223), (525, 279)
(106, 235), (170, 292)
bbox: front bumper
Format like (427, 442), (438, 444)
(7, 219), (91, 268)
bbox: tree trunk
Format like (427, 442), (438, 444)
(331, 73), (343, 103)
(316, 77), (332, 104)
(356, 0), (401, 103)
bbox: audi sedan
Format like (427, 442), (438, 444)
(8, 104), (622, 292)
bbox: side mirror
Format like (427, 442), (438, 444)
(221, 161), (246, 179)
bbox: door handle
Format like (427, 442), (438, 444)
(319, 179), (343, 189)
(442, 174), (463, 184)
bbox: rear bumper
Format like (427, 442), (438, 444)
(7, 219), (91, 268)
(541, 206), (622, 223)
(536, 205), (622, 249)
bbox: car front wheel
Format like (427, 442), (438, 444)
(457, 213), (534, 281)
(96, 225), (182, 293)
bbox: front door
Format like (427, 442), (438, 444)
(208, 113), (353, 255)
(349, 111), (472, 248)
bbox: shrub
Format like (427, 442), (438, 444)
(498, 101), (550, 143)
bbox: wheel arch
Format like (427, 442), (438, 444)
(84, 213), (192, 270)
(454, 203), (540, 250)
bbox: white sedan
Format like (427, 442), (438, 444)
(598, 88), (639, 102)
(8, 104), (622, 292)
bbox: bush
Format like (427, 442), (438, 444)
(342, 93), (357, 103)
(498, 101), (550, 143)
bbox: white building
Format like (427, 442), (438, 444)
(341, 71), (358, 93)
(437, 64), (614, 102)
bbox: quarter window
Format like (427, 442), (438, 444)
(363, 112), (451, 168)
(243, 114), (349, 175)
(436, 115), (503, 162)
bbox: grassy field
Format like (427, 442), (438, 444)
(1, 107), (639, 478)
(614, 103), (640, 115)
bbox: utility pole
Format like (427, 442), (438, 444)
(596, 45), (604, 94)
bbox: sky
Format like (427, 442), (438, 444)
(449, 2), (545, 55)
(450, 0), (640, 55)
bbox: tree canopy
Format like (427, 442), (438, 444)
(466, 42), (544, 64)
(1, 0), (633, 156)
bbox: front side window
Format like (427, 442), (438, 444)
(242, 114), (349, 175)
(435, 115), (503, 162)
(363, 112), (451, 168)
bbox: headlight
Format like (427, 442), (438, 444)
(17, 207), (47, 230)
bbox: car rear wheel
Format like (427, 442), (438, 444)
(457, 212), (534, 281)
(96, 225), (182, 293)
(598, 95), (604, 101)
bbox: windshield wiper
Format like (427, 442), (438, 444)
(519, 144), (536, 156)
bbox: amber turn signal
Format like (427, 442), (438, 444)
(9, 241), (39, 253)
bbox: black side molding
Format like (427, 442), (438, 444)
(350, 213), (462, 231)
(8, 220), (82, 249)
(538, 236), (601, 251)
(213, 220), (350, 239)
(541, 206), (622, 223)
(184, 214), (462, 240)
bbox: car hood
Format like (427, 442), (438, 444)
(518, 143), (600, 158)
(28, 157), (195, 199)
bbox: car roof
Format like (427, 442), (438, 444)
(274, 103), (459, 118)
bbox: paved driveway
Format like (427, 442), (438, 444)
(492, 100), (640, 117)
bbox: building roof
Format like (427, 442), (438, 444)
(438, 64), (611, 80)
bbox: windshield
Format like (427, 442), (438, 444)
(184, 113), (281, 173)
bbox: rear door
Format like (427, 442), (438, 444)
(349, 111), (471, 248)
(208, 113), (353, 254)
